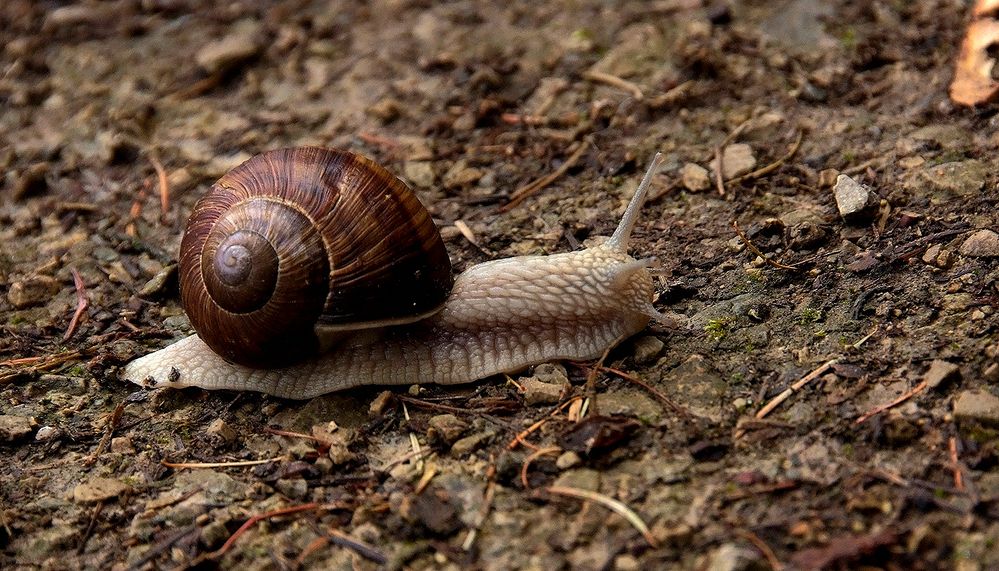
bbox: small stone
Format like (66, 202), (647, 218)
(555, 451), (582, 469)
(960, 229), (999, 258)
(924, 360), (960, 390)
(12, 162), (49, 199)
(533, 363), (569, 385)
(275, 478), (308, 499)
(918, 160), (987, 199)
(34, 426), (59, 441)
(709, 143), (756, 179)
(922, 244), (941, 265)
(137, 264), (178, 300)
(832, 174), (875, 220)
(704, 542), (760, 571)
(0, 415), (35, 441)
(398, 488), (461, 535)
(935, 248), (953, 268)
(7, 275), (61, 308)
(631, 335), (664, 364)
(442, 159), (484, 188)
(520, 377), (564, 405)
(614, 554), (641, 571)
(199, 521), (229, 549)
(73, 477), (128, 503)
(206, 418), (236, 444)
(195, 19), (263, 74)
(681, 163), (711, 191)
(367, 97), (402, 122)
(310, 420), (339, 444)
(552, 468), (600, 491)
(450, 430), (495, 455)
(314, 456), (334, 474)
(111, 436), (135, 453)
(984, 363), (999, 383)
(954, 390), (999, 427)
(899, 156), (925, 169)
(817, 168), (839, 188)
(403, 161), (435, 189)
(427, 414), (470, 445)
(368, 391), (394, 416)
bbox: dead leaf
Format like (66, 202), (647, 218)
(950, 3), (999, 106)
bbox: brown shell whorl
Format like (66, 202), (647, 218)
(179, 147), (452, 368)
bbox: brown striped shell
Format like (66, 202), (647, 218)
(179, 147), (452, 368)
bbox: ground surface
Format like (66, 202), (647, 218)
(2, 1), (998, 569)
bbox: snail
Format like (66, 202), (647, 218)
(123, 146), (670, 399)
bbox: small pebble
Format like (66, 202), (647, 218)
(73, 477), (129, 503)
(137, 264), (177, 300)
(195, 19), (263, 74)
(520, 377), (564, 405)
(817, 168), (839, 188)
(680, 163), (711, 191)
(556, 451), (582, 469)
(442, 159), (484, 188)
(314, 457), (333, 474)
(0, 415), (35, 442)
(403, 161), (435, 189)
(275, 478), (309, 499)
(922, 244), (941, 265)
(552, 468), (600, 491)
(450, 430), (495, 455)
(924, 360), (960, 390)
(959, 229), (999, 258)
(6, 275), (61, 309)
(199, 521), (229, 549)
(533, 363), (569, 385)
(111, 436), (135, 453)
(953, 390), (999, 427)
(206, 418), (236, 444)
(34, 425), (59, 442)
(427, 414), (470, 445)
(832, 174), (874, 221)
(631, 335), (664, 364)
(369, 390), (394, 416)
(709, 143), (757, 179)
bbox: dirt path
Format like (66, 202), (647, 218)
(2, 1), (998, 569)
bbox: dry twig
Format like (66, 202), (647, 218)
(500, 140), (590, 212)
(63, 268), (89, 341)
(732, 220), (802, 272)
(582, 69), (644, 100)
(462, 457), (497, 551)
(713, 145), (727, 196)
(545, 485), (658, 548)
(599, 366), (691, 417)
(210, 503), (323, 559)
(949, 436), (965, 492)
(736, 528), (783, 571)
(149, 155), (170, 218)
(507, 396), (584, 450)
(854, 380), (928, 424)
(161, 456), (284, 469)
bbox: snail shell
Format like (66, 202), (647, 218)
(179, 147), (452, 368)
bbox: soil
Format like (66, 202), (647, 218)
(2, 1), (998, 570)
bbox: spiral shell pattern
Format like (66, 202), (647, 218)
(179, 147), (452, 368)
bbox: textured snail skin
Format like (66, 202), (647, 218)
(123, 153), (668, 399)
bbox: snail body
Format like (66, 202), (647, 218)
(123, 147), (668, 399)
